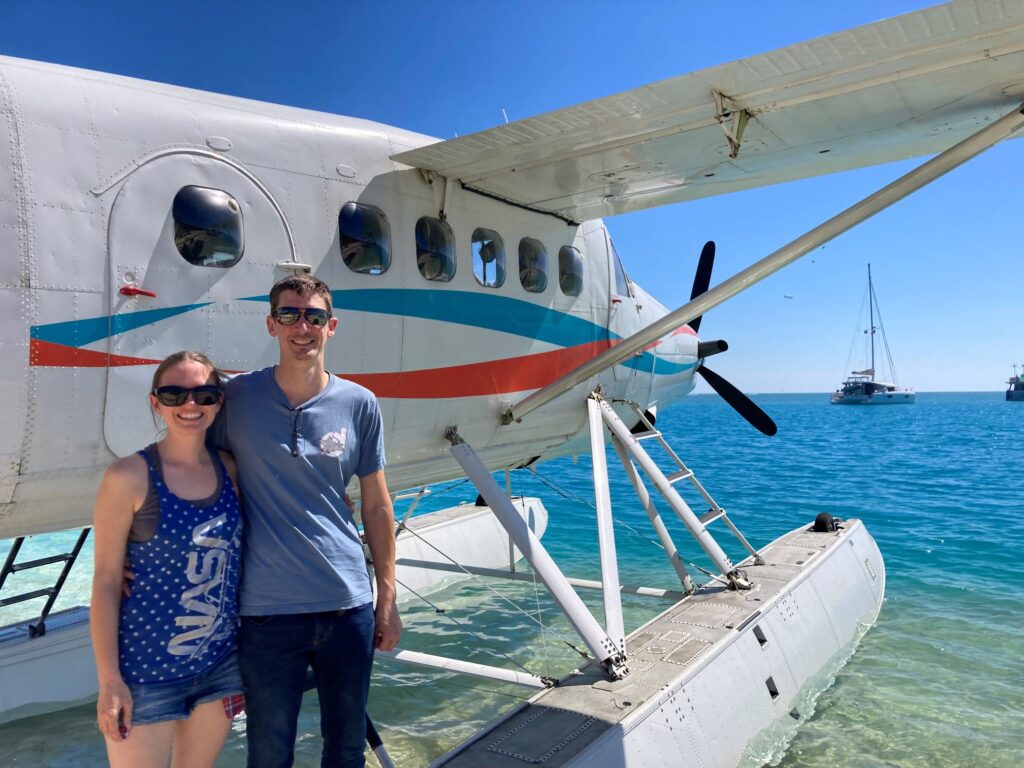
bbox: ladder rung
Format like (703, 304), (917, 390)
(11, 553), (74, 572)
(632, 430), (661, 441)
(666, 470), (693, 484)
(700, 509), (727, 525)
(0, 587), (55, 607)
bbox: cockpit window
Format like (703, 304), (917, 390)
(172, 186), (243, 267)
(558, 246), (584, 296)
(472, 228), (505, 288)
(415, 217), (455, 282)
(609, 239), (632, 297)
(519, 238), (547, 293)
(339, 202), (390, 275)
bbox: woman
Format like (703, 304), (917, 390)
(91, 351), (243, 768)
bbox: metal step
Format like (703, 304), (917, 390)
(699, 509), (727, 525)
(631, 430), (662, 441)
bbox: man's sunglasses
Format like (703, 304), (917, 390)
(152, 385), (223, 407)
(272, 307), (332, 327)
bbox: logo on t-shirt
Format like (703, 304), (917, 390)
(320, 427), (348, 457)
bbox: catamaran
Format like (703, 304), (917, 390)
(831, 265), (915, 405)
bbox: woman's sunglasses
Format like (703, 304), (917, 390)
(152, 385), (223, 407)
(272, 307), (332, 327)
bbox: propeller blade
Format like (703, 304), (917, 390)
(696, 365), (778, 436)
(688, 240), (716, 333)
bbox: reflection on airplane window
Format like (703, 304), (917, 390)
(519, 238), (547, 293)
(339, 202), (390, 275)
(472, 228), (505, 288)
(558, 246), (584, 296)
(172, 186), (243, 268)
(415, 217), (455, 282)
(609, 239), (632, 297)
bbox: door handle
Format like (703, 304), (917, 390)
(119, 286), (157, 298)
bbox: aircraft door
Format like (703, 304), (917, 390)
(605, 234), (644, 384)
(103, 153), (291, 457)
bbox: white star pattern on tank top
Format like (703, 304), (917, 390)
(118, 447), (243, 684)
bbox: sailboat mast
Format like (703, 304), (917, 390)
(867, 263), (876, 373)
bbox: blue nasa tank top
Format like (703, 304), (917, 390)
(118, 445), (242, 684)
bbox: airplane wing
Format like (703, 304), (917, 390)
(392, 0), (1024, 223)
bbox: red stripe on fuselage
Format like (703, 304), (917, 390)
(343, 341), (616, 398)
(29, 339), (161, 367)
(28, 339), (629, 398)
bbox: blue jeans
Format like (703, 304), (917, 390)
(238, 603), (375, 768)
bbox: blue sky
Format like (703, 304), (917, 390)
(2, 1), (1020, 392)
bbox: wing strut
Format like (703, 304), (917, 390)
(500, 103), (1024, 426)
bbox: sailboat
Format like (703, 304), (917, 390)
(831, 264), (916, 405)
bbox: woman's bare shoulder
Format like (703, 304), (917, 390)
(100, 453), (149, 499)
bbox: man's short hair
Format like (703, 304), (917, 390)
(269, 274), (333, 315)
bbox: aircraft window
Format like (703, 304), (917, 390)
(609, 239), (632, 297)
(558, 246), (584, 297)
(472, 228), (505, 288)
(519, 238), (548, 293)
(339, 202), (390, 275)
(172, 186), (243, 268)
(415, 216), (455, 282)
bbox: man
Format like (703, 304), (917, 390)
(220, 273), (401, 767)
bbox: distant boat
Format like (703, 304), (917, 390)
(1007, 365), (1024, 401)
(831, 264), (915, 405)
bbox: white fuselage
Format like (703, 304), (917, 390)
(0, 56), (698, 538)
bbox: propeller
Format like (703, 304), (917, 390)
(689, 241), (778, 437)
(688, 240), (716, 334)
(696, 365), (778, 436)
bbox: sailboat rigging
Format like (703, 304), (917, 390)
(831, 264), (916, 405)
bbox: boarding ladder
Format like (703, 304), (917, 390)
(0, 528), (91, 637)
(598, 397), (763, 587)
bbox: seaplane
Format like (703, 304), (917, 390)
(2, 1), (1023, 764)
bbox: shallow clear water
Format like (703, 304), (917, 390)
(2, 392), (1022, 766)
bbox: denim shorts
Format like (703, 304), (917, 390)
(128, 651), (245, 725)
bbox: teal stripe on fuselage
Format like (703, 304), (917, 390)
(31, 303), (212, 347)
(244, 289), (617, 347)
(335, 289), (615, 347)
(31, 289), (694, 374)
(620, 356), (696, 375)
(330, 289), (694, 375)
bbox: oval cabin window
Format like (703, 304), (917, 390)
(519, 238), (547, 293)
(339, 202), (390, 275)
(172, 186), (243, 268)
(558, 246), (584, 296)
(415, 217), (455, 282)
(472, 228), (505, 288)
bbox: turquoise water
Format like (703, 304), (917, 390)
(2, 392), (1022, 766)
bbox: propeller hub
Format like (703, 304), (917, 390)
(697, 339), (728, 359)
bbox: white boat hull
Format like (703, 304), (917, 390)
(831, 391), (915, 405)
(433, 518), (885, 768)
(0, 607), (95, 725)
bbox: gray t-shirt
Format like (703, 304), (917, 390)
(216, 367), (386, 615)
